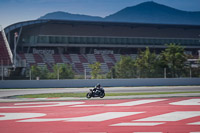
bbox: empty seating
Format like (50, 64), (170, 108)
(37, 63), (46, 68)
(82, 63), (91, 73)
(74, 63), (84, 73)
(18, 54), (26, 60)
(29, 63), (36, 67)
(87, 54), (96, 63)
(108, 54), (117, 62)
(78, 54), (88, 63)
(100, 63), (109, 73)
(63, 54), (72, 63)
(53, 54), (63, 63)
(33, 54), (43, 63)
(114, 54), (121, 62)
(102, 54), (113, 63)
(43, 54), (54, 63)
(16, 53), (130, 74)
(25, 54), (35, 63)
(70, 54), (80, 63)
(107, 62), (114, 69)
(130, 54), (137, 59)
(46, 63), (53, 72)
(95, 54), (104, 63)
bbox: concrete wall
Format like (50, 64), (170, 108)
(0, 78), (200, 88)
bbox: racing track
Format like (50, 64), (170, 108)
(0, 97), (200, 133)
(0, 86), (200, 98)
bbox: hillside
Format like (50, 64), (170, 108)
(39, 2), (200, 25)
(105, 1), (200, 25)
(39, 11), (103, 21)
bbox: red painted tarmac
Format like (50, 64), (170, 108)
(0, 97), (200, 133)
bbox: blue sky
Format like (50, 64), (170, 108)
(0, 0), (200, 28)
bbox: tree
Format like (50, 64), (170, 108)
(160, 43), (187, 77)
(30, 65), (41, 79)
(106, 67), (116, 79)
(48, 64), (74, 79)
(135, 47), (159, 78)
(89, 62), (101, 79)
(59, 64), (74, 79)
(115, 56), (136, 78)
(39, 66), (49, 79)
(30, 65), (49, 79)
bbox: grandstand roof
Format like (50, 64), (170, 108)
(5, 19), (200, 34)
(4, 19), (200, 50)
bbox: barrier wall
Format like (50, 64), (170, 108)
(0, 78), (200, 88)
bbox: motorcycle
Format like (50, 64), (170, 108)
(86, 88), (105, 99)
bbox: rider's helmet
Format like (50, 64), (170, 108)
(96, 83), (101, 88)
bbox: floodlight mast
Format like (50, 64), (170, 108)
(13, 32), (18, 69)
(13, 27), (22, 70)
(0, 25), (3, 80)
(1, 60), (3, 80)
(198, 35), (200, 59)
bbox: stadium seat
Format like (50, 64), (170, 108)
(78, 54), (88, 63)
(33, 54), (44, 63)
(95, 54), (105, 63)
(53, 54), (63, 63)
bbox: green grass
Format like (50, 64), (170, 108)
(16, 91), (200, 98)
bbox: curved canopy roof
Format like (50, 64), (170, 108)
(5, 19), (200, 34)
(4, 20), (49, 34)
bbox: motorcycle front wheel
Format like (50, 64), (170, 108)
(100, 93), (105, 98)
(86, 93), (92, 99)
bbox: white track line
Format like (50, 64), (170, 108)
(111, 122), (164, 126)
(19, 112), (143, 122)
(67, 112), (143, 122)
(0, 102), (84, 108)
(134, 132), (162, 133)
(188, 122), (200, 125)
(135, 111), (200, 121)
(72, 99), (167, 107)
(170, 99), (200, 105)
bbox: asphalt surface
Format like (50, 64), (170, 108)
(0, 86), (200, 97)
(0, 86), (200, 102)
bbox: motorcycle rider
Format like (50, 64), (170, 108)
(86, 83), (105, 99)
(93, 83), (102, 94)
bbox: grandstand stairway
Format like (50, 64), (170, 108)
(33, 54), (44, 63)
(95, 54), (105, 63)
(78, 54), (88, 63)
(108, 54), (117, 62)
(107, 62), (114, 69)
(53, 54), (63, 63)
(63, 54), (72, 63)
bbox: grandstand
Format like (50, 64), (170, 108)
(1, 20), (200, 77)
(0, 27), (13, 78)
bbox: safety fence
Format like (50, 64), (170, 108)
(0, 78), (200, 88)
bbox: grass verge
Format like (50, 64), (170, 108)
(16, 91), (200, 98)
